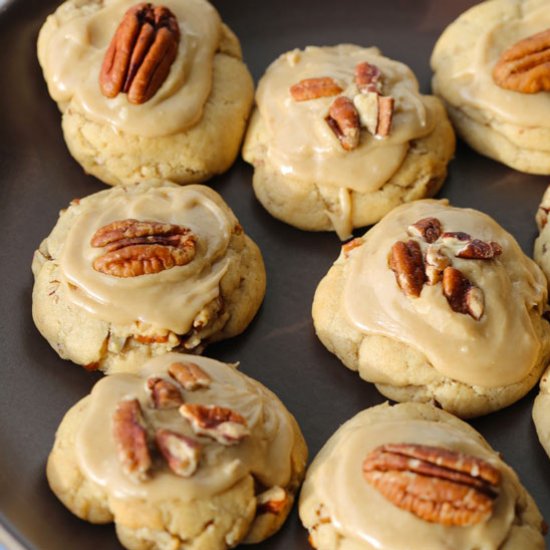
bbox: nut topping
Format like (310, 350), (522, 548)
(342, 237), (363, 257)
(440, 231), (471, 243)
(407, 217), (442, 243)
(256, 486), (289, 515)
(146, 377), (183, 409)
(493, 28), (550, 93)
(442, 267), (484, 320)
(456, 239), (502, 260)
(326, 96), (361, 151)
(355, 61), (382, 94)
(113, 399), (152, 481)
(179, 403), (250, 445)
(388, 240), (426, 298)
(155, 429), (201, 477)
(290, 77), (343, 101)
(363, 443), (501, 526)
(168, 361), (212, 390)
(376, 96), (394, 138)
(99, 3), (180, 104)
(91, 219), (196, 277)
(425, 244), (450, 285)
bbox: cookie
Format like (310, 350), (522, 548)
(534, 185), (550, 282)
(242, 45), (455, 239)
(37, 0), (254, 186)
(431, 0), (550, 173)
(32, 181), (266, 373)
(533, 366), (550, 459)
(47, 352), (308, 549)
(300, 402), (546, 550)
(312, 200), (550, 418)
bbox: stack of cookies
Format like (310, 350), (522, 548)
(27, 0), (550, 548)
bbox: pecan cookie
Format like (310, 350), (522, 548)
(32, 181), (266, 373)
(300, 402), (546, 549)
(242, 45), (455, 239)
(312, 200), (550, 418)
(533, 367), (550, 459)
(431, 0), (550, 173)
(37, 0), (254, 186)
(47, 353), (308, 550)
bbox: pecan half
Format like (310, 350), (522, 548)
(155, 429), (201, 477)
(376, 96), (394, 137)
(493, 28), (550, 93)
(168, 361), (211, 390)
(256, 486), (289, 515)
(112, 399), (152, 481)
(407, 217), (442, 243)
(179, 403), (250, 445)
(363, 443), (501, 526)
(91, 219), (196, 277)
(455, 239), (502, 260)
(99, 3), (180, 104)
(146, 377), (183, 409)
(442, 267), (484, 320)
(389, 240), (426, 298)
(355, 61), (382, 94)
(326, 96), (360, 151)
(290, 77), (343, 101)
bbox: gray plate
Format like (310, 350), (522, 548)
(0, 0), (549, 548)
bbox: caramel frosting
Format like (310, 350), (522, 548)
(37, 0), (221, 137)
(58, 182), (235, 333)
(76, 353), (299, 501)
(301, 407), (517, 549)
(344, 200), (546, 387)
(432, 0), (550, 129)
(245, 45), (436, 194)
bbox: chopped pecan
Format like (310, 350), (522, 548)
(91, 219), (196, 277)
(425, 244), (450, 285)
(407, 217), (442, 243)
(355, 61), (382, 94)
(442, 267), (484, 320)
(290, 77), (343, 101)
(353, 91), (378, 135)
(256, 486), (288, 515)
(342, 237), (363, 257)
(135, 334), (169, 344)
(536, 206), (550, 230)
(363, 443), (501, 526)
(455, 239), (502, 260)
(326, 96), (360, 151)
(99, 3), (180, 104)
(179, 403), (250, 445)
(155, 429), (201, 477)
(146, 377), (183, 409)
(376, 96), (394, 137)
(493, 28), (550, 93)
(440, 231), (471, 243)
(112, 399), (152, 481)
(388, 240), (426, 298)
(168, 361), (211, 390)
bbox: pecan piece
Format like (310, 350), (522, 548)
(363, 443), (501, 526)
(168, 361), (211, 390)
(536, 206), (550, 230)
(146, 377), (183, 409)
(353, 91), (379, 135)
(493, 28), (550, 93)
(407, 217), (442, 243)
(326, 96), (361, 151)
(440, 231), (471, 243)
(355, 61), (382, 94)
(256, 486), (289, 515)
(155, 429), (201, 477)
(290, 77), (343, 101)
(425, 244), (450, 285)
(113, 399), (152, 481)
(91, 219), (196, 277)
(456, 239), (502, 260)
(179, 403), (250, 445)
(376, 96), (394, 137)
(100, 3), (180, 104)
(342, 237), (363, 257)
(442, 267), (484, 320)
(388, 240), (426, 298)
